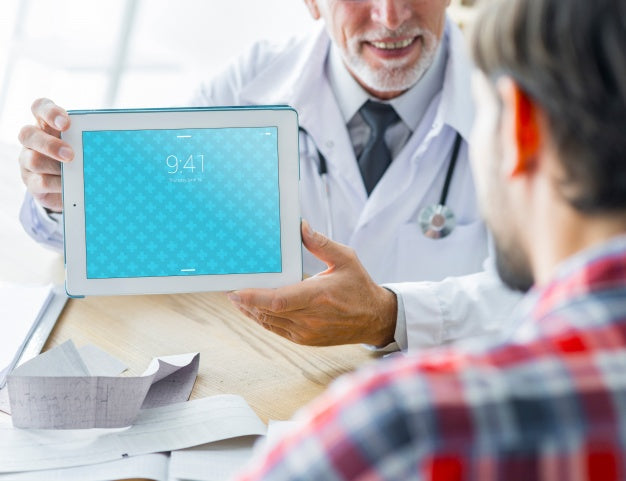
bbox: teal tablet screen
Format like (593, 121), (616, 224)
(82, 127), (281, 279)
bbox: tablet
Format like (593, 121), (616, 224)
(61, 106), (302, 297)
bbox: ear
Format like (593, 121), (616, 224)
(497, 77), (541, 177)
(303, 0), (321, 20)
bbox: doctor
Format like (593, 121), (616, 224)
(17, 0), (520, 351)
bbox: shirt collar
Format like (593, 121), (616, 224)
(327, 22), (448, 132)
(509, 234), (626, 341)
(539, 234), (626, 299)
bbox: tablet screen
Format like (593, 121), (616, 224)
(82, 127), (282, 279)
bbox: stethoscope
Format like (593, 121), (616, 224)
(417, 132), (462, 239)
(299, 128), (462, 240)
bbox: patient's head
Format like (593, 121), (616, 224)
(468, 0), (626, 291)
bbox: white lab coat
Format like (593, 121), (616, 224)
(195, 21), (484, 282)
(192, 19), (521, 350)
(20, 18), (521, 352)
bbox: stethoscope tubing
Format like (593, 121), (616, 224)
(439, 132), (462, 206)
(320, 166), (333, 239)
(299, 128), (334, 238)
(299, 127), (462, 240)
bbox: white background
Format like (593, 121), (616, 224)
(0, 0), (315, 144)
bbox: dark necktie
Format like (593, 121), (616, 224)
(357, 100), (400, 195)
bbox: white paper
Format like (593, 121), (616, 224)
(169, 436), (259, 481)
(0, 284), (54, 387)
(0, 395), (267, 473)
(78, 344), (127, 377)
(0, 453), (169, 481)
(10, 339), (90, 377)
(7, 341), (199, 429)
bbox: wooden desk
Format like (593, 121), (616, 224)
(47, 292), (381, 422)
(0, 141), (381, 427)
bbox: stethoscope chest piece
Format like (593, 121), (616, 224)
(418, 204), (456, 239)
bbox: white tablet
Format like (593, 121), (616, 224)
(61, 107), (302, 297)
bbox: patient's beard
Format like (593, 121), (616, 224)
(493, 238), (534, 293)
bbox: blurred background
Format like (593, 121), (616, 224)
(0, 0), (476, 144)
(0, 0), (317, 144)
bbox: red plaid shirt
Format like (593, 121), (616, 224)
(235, 236), (626, 481)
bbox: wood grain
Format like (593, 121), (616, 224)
(44, 292), (381, 423)
(0, 141), (381, 428)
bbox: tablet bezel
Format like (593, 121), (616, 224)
(62, 107), (301, 296)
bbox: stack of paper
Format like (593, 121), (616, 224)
(0, 341), (273, 480)
(0, 396), (267, 476)
(0, 420), (295, 480)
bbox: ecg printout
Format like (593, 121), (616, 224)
(7, 340), (199, 429)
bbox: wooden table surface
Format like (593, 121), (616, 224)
(47, 291), (381, 423)
(0, 141), (381, 430)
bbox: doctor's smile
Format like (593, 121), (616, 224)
(369, 37), (416, 50)
(363, 35), (421, 60)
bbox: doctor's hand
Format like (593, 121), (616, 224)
(17, 98), (73, 212)
(228, 221), (398, 347)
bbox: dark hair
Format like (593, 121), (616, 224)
(471, 0), (626, 213)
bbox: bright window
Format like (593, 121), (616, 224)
(0, 0), (314, 144)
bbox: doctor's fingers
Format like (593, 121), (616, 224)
(232, 303), (300, 342)
(251, 311), (326, 346)
(301, 220), (357, 269)
(259, 323), (295, 343)
(18, 125), (73, 163)
(31, 98), (71, 135)
(235, 300), (338, 346)
(19, 148), (62, 176)
(32, 192), (63, 213)
(19, 150), (63, 211)
(230, 284), (316, 314)
(21, 168), (62, 194)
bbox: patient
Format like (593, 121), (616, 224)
(229, 0), (626, 478)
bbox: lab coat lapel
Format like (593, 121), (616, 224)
(438, 19), (474, 141)
(238, 25), (367, 205)
(290, 60), (364, 205)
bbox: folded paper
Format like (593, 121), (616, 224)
(7, 340), (199, 429)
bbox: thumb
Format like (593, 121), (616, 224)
(301, 220), (353, 269)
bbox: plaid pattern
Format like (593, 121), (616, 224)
(234, 236), (626, 481)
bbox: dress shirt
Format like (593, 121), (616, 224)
(234, 235), (626, 480)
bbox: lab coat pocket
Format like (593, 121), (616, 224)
(395, 220), (488, 282)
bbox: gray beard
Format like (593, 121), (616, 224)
(342, 29), (438, 94)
